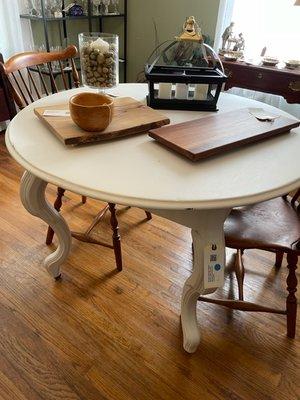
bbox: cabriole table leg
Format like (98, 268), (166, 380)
(147, 208), (230, 353)
(20, 171), (72, 279)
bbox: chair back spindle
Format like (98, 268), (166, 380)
(0, 45), (79, 115)
(58, 60), (68, 90)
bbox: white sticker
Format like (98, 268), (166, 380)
(43, 110), (70, 117)
(204, 243), (224, 289)
(248, 108), (278, 122)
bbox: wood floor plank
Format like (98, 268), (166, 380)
(0, 134), (299, 400)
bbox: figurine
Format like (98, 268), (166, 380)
(220, 22), (245, 58)
(221, 22), (235, 50)
(176, 16), (203, 42)
(170, 17), (208, 66)
(63, 1), (83, 16)
(233, 33), (245, 52)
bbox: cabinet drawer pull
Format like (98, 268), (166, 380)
(257, 73), (263, 79)
(288, 81), (300, 92)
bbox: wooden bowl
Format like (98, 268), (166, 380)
(69, 92), (114, 132)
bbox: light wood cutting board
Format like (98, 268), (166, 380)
(34, 97), (170, 145)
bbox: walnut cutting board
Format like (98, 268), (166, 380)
(34, 97), (170, 145)
(149, 108), (300, 161)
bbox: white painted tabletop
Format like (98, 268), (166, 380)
(6, 83), (300, 210)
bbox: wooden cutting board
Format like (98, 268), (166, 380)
(34, 97), (170, 145)
(149, 108), (300, 161)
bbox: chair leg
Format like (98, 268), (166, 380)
(275, 251), (284, 269)
(46, 187), (66, 245)
(145, 211), (152, 220)
(82, 196), (87, 204)
(286, 252), (298, 338)
(234, 249), (245, 301)
(109, 203), (122, 271)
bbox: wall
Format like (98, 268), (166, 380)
(127, 0), (220, 81)
(22, 0), (221, 82)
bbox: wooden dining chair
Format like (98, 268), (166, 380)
(0, 45), (80, 115)
(0, 46), (87, 211)
(199, 190), (300, 338)
(0, 46), (152, 271)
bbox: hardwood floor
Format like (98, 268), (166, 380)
(0, 134), (299, 400)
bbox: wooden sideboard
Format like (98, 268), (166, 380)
(0, 87), (10, 125)
(0, 54), (16, 125)
(222, 59), (300, 104)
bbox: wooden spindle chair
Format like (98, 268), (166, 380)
(0, 46), (152, 271)
(0, 45), (80, 115)
(199, 191), (300, 339)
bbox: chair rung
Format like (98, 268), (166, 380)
(71, 231), (114, 249)
(198, 296), (286, 315)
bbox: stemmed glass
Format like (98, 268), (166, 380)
(82, 0), (88, 15)
(111, 0), (119, 14)
(52, 0), (62, 17)
(92, 0), (101, 15)
(44, 0), (60, 17)
(102, 0), (110, 15)
(27, 0), (42, 16)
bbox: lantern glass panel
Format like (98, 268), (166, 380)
(145, 40), (227, 111)
(148, 40), (220, 70)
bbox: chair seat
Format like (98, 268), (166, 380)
(225, 197), (300, 252)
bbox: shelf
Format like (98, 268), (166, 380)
(20, 13), (125, 21)
(20, 0), (127, 82)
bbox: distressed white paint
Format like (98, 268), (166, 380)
(149, 207), (229, 352)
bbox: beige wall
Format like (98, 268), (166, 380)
(127, 0), (220, 81)
(27, 0), (220, 82)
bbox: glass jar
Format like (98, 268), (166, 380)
(79, 33), (119, 90)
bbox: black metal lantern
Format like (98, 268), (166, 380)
(145, 17), (227, 112)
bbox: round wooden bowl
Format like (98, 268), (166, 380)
(69, 92), (114, 132)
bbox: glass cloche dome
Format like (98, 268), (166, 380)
(145, 16), (227, 111)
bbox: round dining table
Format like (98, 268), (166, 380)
(6, 83), (300, 353)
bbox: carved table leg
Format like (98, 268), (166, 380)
(147, 208), (230, 353)
(20, 171), (72, 279)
